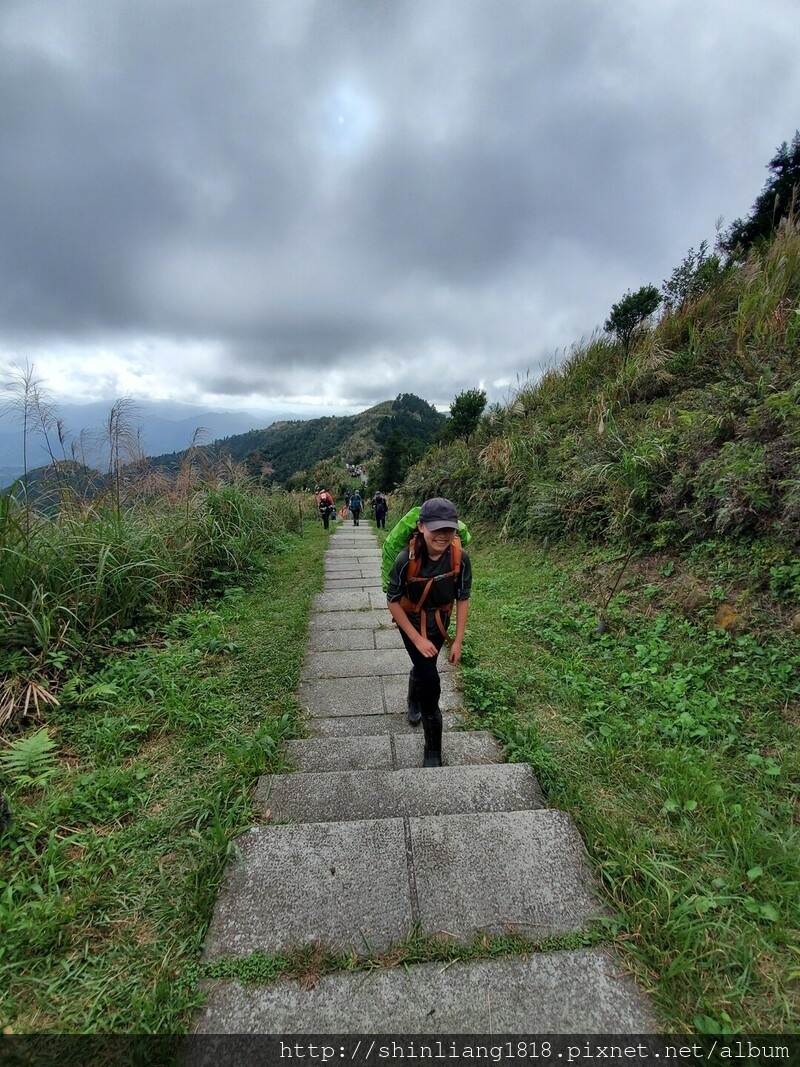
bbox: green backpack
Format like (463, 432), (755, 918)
(381, 506), (472, 593)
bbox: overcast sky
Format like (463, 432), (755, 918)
(1, 0), (799, 419)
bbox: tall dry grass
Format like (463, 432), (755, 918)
(404, 219), (800, 549)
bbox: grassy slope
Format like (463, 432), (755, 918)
(392, 223), (800, 1032)
(0, 522), (328, 1034)
(458, 531), (799, 1034)
(3, 509), (796, 1035)
(404, 222), (800, 555)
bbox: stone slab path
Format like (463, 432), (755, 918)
(191, 523), (658, 1033)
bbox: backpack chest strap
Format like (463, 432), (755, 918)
(398, 577), (456, 643)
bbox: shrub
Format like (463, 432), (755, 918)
(0, 484), (303, 729)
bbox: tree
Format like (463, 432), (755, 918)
(721, 131), (800, 257)
(603, 285), (662, 355)
(447, 388), (487, 443)
(375, 428), (424, 490)
(661, 241), (725, 310)
(376, 393), (447, 447)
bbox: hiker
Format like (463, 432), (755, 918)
(372, 491), (388, 529)
(349, 490), (363, 526)
(317, 489), (336, 530)
(386, 497), (472, 768)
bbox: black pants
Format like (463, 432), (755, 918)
(399, 627), (445, 725)
(352, 508), (361, 525)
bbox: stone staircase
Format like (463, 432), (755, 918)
(191, 523), (657, 1033)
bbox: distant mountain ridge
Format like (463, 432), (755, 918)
(2, 394), (448, 497)
(0, 400), (320, 487)
(146, 393), (447, 489)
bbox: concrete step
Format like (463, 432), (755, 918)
(255, 763), (544, 822)
(302, 647), (411, 679)
(324, 577), (383, 591)
(324, 556), (379, 568)
(312, 590), (386, 612)
(299, 672), (460, 720)
(326, 541), (380, 550)
(307, 609), (389, 631)
(305, 621), (455, 658)
(284, 731), (503, 772)
(323, 563), (380, 574)
(191, 947), (657, 1034)
(201, 809), (602, 960)
(308, 711), (462, 738)
(305, 625), (435, 653)
(323, 553), (381, 562)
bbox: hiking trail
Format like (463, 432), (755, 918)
(191, 522), (657, 1033)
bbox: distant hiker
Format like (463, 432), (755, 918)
(372, 491), (388, 529)
(317, 489), (336, 530)
(386, 497), (472, 768)
(349, 490), (363, 526)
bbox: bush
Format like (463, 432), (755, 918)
(0, 484), (303, 729)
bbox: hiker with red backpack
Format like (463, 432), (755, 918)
(386, 497), (472, 768)
(317, 489), (336, 530)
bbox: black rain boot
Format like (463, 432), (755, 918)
(421, 711), (443, 768)
(406, 673), (422, 726)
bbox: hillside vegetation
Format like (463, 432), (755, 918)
(392, 212), (799, 1033)
(145, 392), (446, 496)
(2, 391), (445, 512)
(0, 492), (328, 1035)
(405, 219), (799, 560)
(1, 148), (798, 1037)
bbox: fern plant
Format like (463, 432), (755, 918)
(0, 727), (59, 788)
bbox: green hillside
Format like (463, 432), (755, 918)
(4, 393), (447, 512)
(403, 134), (800, 554)
(404, 219), (800, 557)
(391, 198), (799, 1032)
(2, 138), (798, 1036)
(146, 392), (446, 495)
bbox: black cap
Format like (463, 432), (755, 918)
(419, 497), (458, 531)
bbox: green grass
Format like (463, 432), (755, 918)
(203, 926), (606, 987)
(458, 534), (800, 1034)
(0, 521), (328, 1034)
(0, 484), (305, 731)
(4, 507), (797, 1036)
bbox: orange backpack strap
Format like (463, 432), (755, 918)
(398, 535), (462, 642)
(450, 536), (462, 577)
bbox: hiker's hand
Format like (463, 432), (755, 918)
(448, 638), (463, 665)
(414, 636), (438, 658)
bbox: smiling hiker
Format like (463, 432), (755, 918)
(386, 497), (472, 768)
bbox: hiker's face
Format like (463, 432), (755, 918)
(419, 523), (457, 556)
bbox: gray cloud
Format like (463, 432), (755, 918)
(1, 0), (799, 412)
